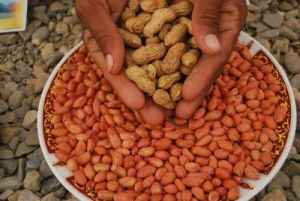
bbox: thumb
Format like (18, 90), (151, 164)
(76, 0), (125, 74)
(192, 0), (222, 54)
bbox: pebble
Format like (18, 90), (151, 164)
(22, 110), (37, 129)
(24, 129), (39, 146)
(15, 142), (36, 157)
(19, 20), (42, 42)
(31, 26), (50, 45)
(1, 127), (20, 144)
(52, 187), (66, 198)
(55, 22), (69, 35)
(285, 9), (299, 20)
(283, 161), (300, 177)
(63, 16), (79, 25)
(0, 61), (14, 73)
(49, 1), (68, 12)
(271, 171), (291, 188)
(8, 190), (20, 201)
(17, 189), (40, 201)
(291, 73), (300, 89)
(33, 5), (49, 23)
(41, 177), (61, 195)
(0, 177), (22, 192)
(272, 39), (289, 53)
(24, 171), (42, 192)
(257, 29), (279, 39)
(278, 2), (294, 11)
(0, 112), (16, 123)
(261, 188), (287, 201)
(292, 175), (300, 199)
(262, 13), (284, 28)
(39, 160), (53, 179)
(279, 26), (299, 41)
(0, 34), (19, 45)
(8, 90), (25, 110)
(0, 189), (14, 200)
(0, 168), (5, 179)
(45, 51), (63, 68)
(41, 193), (60, 201)
(284, 18), (300, 31)
(0, 99), (8, 114)
(0, 149), (14, 159)
(17, 158), (26, 181)
(0, 159), (18, 175)
(41, 43), (55, 62)
(9, 137), (20, 152)
(0, 82), (18, 101)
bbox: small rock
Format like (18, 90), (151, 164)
(26, 149), (44, 171)
(8, 137), (20, 152)
(285, 10), (299, 20)
(0, 189), (14, 200)
(0, 61), (14, 73)
(278, 2), (294, 11)
(1, 127), (20, 144)
(285, 190), (298, 201)
(55, 22), (69, 35)
(39, 160), (53, 178)
(33, 5), (49, 23)
(283, 161), (300, 177)
(45, 52), (64, 68)
(8, 90), (25, 110)
(0, 82), (18, 100)
(19, 20), (41, 42)
(31, 26), (49, 45)
(52, 187), (66, 198)
(16, 158), (26, 181)
(0, 99), (8, 113)
(0, 168), (5, 179)
(63, 16), (79, 25)
(17, 189), (40, 201)
(292, 175), (300, 199)
(257, 29), (279, 39)
(24, 170), (42, 192)
(279, 26), (298, 41)
(22, 110), (37, 129)
(0, 112), (16, 123)
(272, 39), (289, 53)
(49, 1), (68, 12)
(0, 148), (14, 159)
(0, 34), (19, 45)
(25, 129), (39, 146)
(15, 60), (32, 78)
(261, 188), (287, 201)
(271, 171), (291, 188)
(8, 190), (20, 201)
(262, 13), (284, 28)
(0, 46), (7, 54)
(41, 177), (61, 195)
(72, 24), (82, 36)
(41, 43), (55, 62)
(15, 142), (36, 157)
(0, 176), (22, 192)
(0, 159), (18, 175)
(41, 193), (60, 201)
(284, 18), (300, 31)
(291, 74), (300, 89)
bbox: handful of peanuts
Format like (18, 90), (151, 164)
(49, 1), (289, 200)
(121, 0), (199, 109)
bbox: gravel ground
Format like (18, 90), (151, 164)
(0, 0), (299, 200)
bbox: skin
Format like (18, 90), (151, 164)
(75, 0), (247, 125)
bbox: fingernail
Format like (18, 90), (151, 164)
(205, 34), (221, 53)
(106, 54), (114, 72)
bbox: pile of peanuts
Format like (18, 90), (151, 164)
(50, 39), (288, 201)
(120, 0), (199, 109)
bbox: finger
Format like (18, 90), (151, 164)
(139, 98), (165, 125)
(75, 0), (125, 74)
(191, 0), (222, 54)
(83, 30), (145, 110)
(176, 92), (205, 119)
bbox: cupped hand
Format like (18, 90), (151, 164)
(75, 0), (165, 125)
(176, 0), (247, 119)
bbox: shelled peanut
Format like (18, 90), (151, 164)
(50, 42), (288, 201)
(119, 0), (197, 109)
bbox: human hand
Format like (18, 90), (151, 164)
(176, 0), (247, 119)
(75, 0), (165, 125)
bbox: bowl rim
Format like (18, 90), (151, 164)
(37, 31), (297, 201)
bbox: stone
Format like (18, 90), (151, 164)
(292, 175), (300, 199)
(257, 29), (279, 39)
(0, 177), (22, 192)
(33, 5), (49, 23)
(0, 189), (14, 200)
(25, 129), (39, 146)
(284, 18), (300, 31)
(15, 60), (32, 78)
(41, 177), (61, 195)
(291, 74), (300, 89)
(45, 52), (64, 68)
(0, 82), (18, 100)
(0, 46), (7, 54)
(24, 170), (42, 192)
(282, 161), (300, 177)
(0, 168), (5, 179)
(15, 142), (36, 157)
(0, 159), (18, 175)
(0, 34), (19, 45)
(1, 127), (20, 144)
(17, 189), (40, 201)
(19, 20), (42, 42)
(279, 26), (298, 41)
(0, 61), (14, 73)
(40, 160), (53, 178)
(22, 110), (38, 129)
(63, 16), (79, 25)
(31, 26), (49, 45)
(26, 149), (44, 171)
(285, 10), (299, 20)
(72, 24), (82, 36)
(278, 2), (294, 11)
(0, 148), (14, 159)
(33, 76), (49, 93)
(52, 187), (66, 198)
(285, 190), (298, 201)
(41, 193), (60, 201)
(55, 22), (69, 35)
(262, 13), (284, 28)
(49, 1), (68, 12)
(14, 105), (30, 119)
(272, 39), (289, 53)
(8, 90), (25, 110)
(0, 112), (16, 123)
(17, 158), (26, 180)
(0, 99), (8, 113)
(41, 43), (55, 62)
(8, 190), (20, 201)
(8, 137), (20, 152)
(262, 188), (287, 201)
(271, 171), (291, 188)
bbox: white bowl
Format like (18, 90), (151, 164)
(38, 31), (297, 201)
